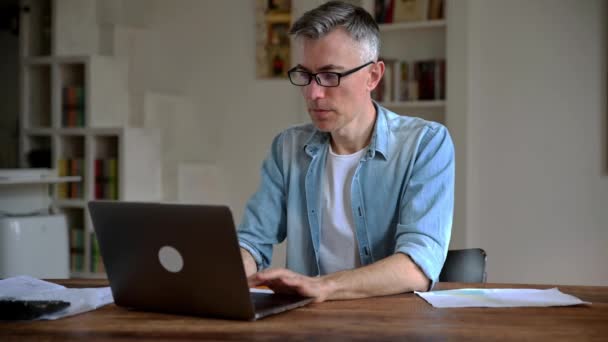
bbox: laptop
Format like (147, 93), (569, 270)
(87, 201), (313, 321)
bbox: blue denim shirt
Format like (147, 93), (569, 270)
(238, 104), (454, 285)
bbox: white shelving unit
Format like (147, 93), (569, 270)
(360, 0), (447, 123)
(18, 0), (161, 278)
(379, 19), (446, 31)
(20, 55), (129, 130)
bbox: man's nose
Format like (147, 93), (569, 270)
(303, 79), (326, 100)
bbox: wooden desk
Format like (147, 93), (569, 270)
(2, 280), (607, 341)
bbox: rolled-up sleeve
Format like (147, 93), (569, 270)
(237, 133), (288, 271)
(394, 124), (455, 289)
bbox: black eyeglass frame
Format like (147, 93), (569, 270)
(288, 61), (375, 87)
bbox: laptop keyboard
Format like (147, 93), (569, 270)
(251, 292), (310, 312)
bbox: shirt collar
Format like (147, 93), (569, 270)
(304, 101), (390, 160)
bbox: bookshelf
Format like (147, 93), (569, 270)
(361, 0), (447, 123)
(378, 19), (445, 31)
(18, 0), (161, 278)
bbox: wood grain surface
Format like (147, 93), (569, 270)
(1, 280), (606, 341)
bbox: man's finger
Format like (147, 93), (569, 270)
(256, 268), (294, 279)
(248, 269), (289, 287)
(247, 273), (267, 287)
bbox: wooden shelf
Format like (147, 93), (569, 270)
(25, 127), (124, 136)
(54, 198), (86, 208)
(22, 55), (91, 65)
(265, 12), (291, 24)
(52, 128), (89, 136)
(24, 128), (53, 135)
(379, 20), (446, 32)
(0, 175), (80, 185)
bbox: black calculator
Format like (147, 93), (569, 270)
(0, 300), (70, 320)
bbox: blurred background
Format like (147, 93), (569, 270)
(0, 0), (606, 286)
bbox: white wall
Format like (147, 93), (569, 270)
(120, 0), (608, 284)
(452, 0), (608, 285)
(126, 0), (303, 214)
(445, 0), (469, 250)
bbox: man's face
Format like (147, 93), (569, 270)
(294, 28), (382, 134)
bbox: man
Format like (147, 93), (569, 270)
(238, 1), (454, 303)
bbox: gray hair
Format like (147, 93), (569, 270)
(289, 1), (380, 63)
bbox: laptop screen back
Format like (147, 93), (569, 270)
(88, 201), (256, 320)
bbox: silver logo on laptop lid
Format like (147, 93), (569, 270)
(158, 246), (184, 273)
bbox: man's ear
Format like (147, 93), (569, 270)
(367, 61), (385, 91)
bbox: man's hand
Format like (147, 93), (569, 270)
(247, 268), (334, 303)
(247, 254), (429, 303)
(240, 248), (258, 277)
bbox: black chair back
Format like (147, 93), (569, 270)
(439, 248), (487, 283)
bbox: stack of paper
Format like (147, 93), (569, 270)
(415, 288), (589, 308)
(0, 275), (113, 320)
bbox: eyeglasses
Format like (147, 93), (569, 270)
(288, 61), (375, 87)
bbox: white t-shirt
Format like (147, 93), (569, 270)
(319, 144), (367, 275)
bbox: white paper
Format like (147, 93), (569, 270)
(0, 275), (114, 320)
(415, 287), (590, 308)
(0, 275), (65, 297)
(250, 287), (274, 294)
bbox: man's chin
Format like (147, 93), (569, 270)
(311, 120), (334, 132)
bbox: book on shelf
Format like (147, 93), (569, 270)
(57, 159), (69, 198)
(385, 60), (395, 102)
(94, 159), (102, 199)
(105, 158), (118, 200)
(372, 57), (398, 103)
(57, 158), (84, 199)
(399, 61), (409, 101)
(70, 227), (84, 273)
(375, 0), (444, 24)
(373, 58), (446, 103)
(374, 0), (395, 23)
(95, 158), (119, 200)
(62, 86), (85, 127)
(90, 234), (105, 273)
(428, 0), (444, 20)
(416, 60), (434, 100)
(415, 59), (445, 100)
(70, 159), (84, 198)
(393, 0), (428, 23)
